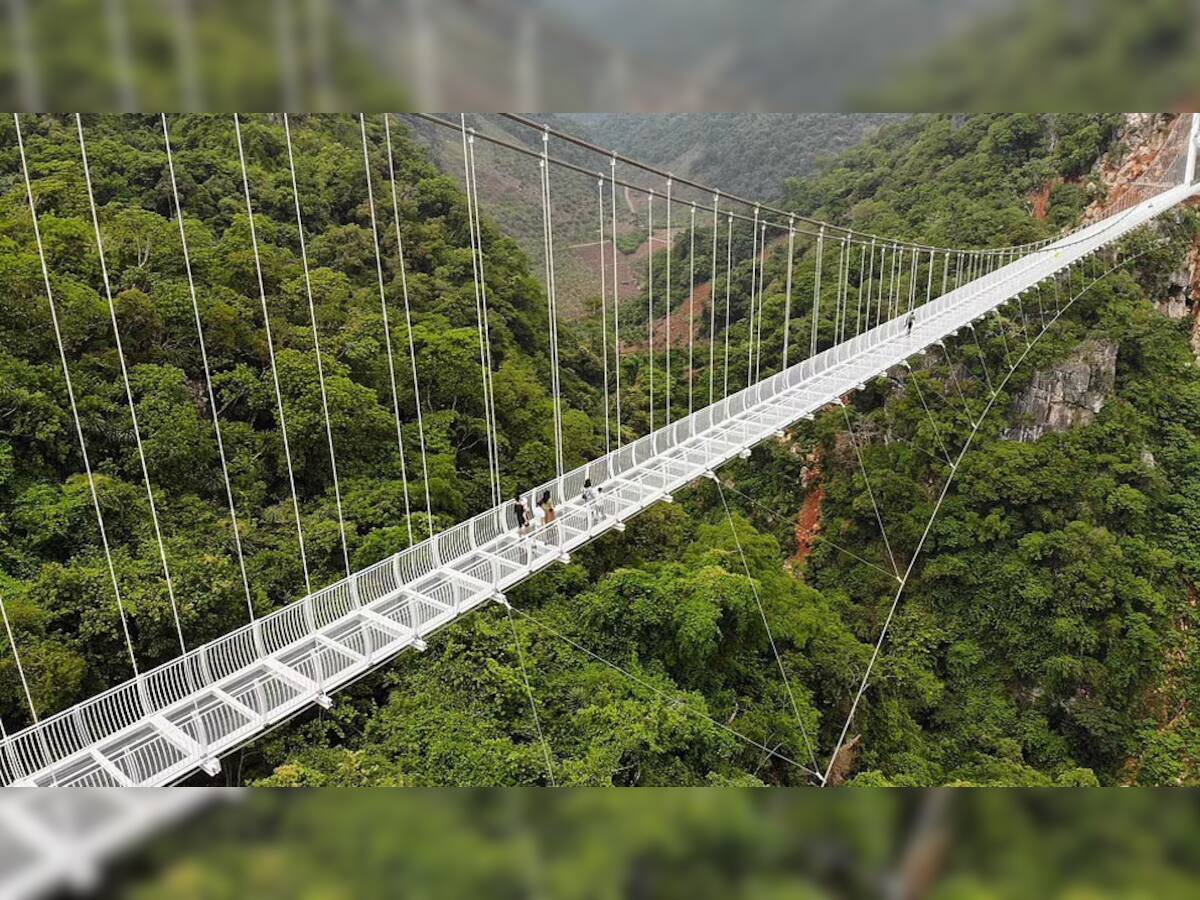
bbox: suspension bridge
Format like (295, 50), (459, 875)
(0, 112), (1197, 796)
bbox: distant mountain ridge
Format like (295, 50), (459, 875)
(564, 113), (906, 200)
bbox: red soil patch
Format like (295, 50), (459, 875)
(789, 449), (824, 567)
(620, 231), (788, 356)
(1029, 180), (1054, 220)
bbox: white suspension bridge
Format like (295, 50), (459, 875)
(0, 112), (1197, 803)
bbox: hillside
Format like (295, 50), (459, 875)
(4, 114), (1200, 788)
(248, 114), (1200, 787)
(568, 113), (904, 200)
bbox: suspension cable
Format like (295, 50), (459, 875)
(688, 201), (697, 417)
(468, 126), (503, 506)
(460, 116), (501, 508)
(383, 113), (434, 535)
(810, 226), (824, 357)
(647, 187), (655, 432)
(746, 206), (759, 387)
(460, 115), (493, 509)
(597, 174), (611, 455)
(234, 113), (311, 596)
(15, 114), (141, 685)
(513, 604), (819, 780)
(539, 134), (565, 480)
(665, 176), (672, 424)
(495, 112), (1059, 257)
(714, 478), (821, 776)
(782, 217), (795, 369)
(162, 115), (255, 623)
(287, 114), (351, 575)
(708, 192), (719, 405)
(753, 225), (763, 384)
(722, 214), (733, 398)
(0, 594), (56, 784)
(822, 248), (1156, 784)
(860, 240), (873, 334)
(833, 235), (848, 345)
(610, 157), (622, 449)
(504, 606), (556, 785)
(838, 402), (901, 579)
(77, 114), (189, 660)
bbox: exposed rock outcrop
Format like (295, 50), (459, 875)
(1005, 339), (1118, 443)
(1083, 113), (1180, 224)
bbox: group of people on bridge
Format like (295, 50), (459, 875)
(510, 478), (605, 537)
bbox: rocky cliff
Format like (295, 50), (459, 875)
(1005, 339), (1118, 443)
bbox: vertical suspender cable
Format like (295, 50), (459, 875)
(383, 114), (434, 535)
(461, 116), (495, 507)
(722, 214), (733, 398)
(468, 129), (502, 506)
(876, 244), (888, 325)
(893, 246), (902, 316)
(843, 238), (854, 340)
(647, 188), (655, 432)
(746, 206), (759, 385)
(0, 594), (55, 781)
(862, 239), (874, 333)
(708, 192), (719, 404)
(810, 225), (824, 357)
(15, 114), (141, 688)
(691, 200), (700, 415)
(688, 201), (697, 416)
(539, 132), (564, 480)
(597, 175), (611, 455)
(664, 177), (672, 423)
(855, 242), (867, 337)
(288, 114), (351, 574)
(610, 157), (621, 448)
(163, 114), (255, 623)
(755, 221), (767, 381)
(782, 216), (795, 369)
(77, 115), (189, 660)
(234, 113), (311, 595)
(840, 234), (849, 343)
(907, 246), (918, 314)
(925, 248), (935, 311)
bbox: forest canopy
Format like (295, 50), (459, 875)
(1, 113), (1198, 787)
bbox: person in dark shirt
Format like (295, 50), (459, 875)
(511, 491), (528, 533)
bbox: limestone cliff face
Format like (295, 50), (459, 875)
(1005, 339), (1118, 443)
(1083, 113), (1181, 224)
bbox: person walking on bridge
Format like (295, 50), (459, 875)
(511, 490), (529, 534)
